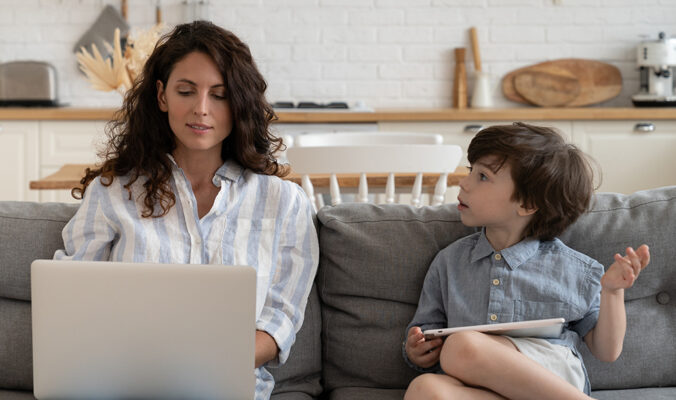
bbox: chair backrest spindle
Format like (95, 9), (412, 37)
(287, 143), (463, 208)
(385, 173), (396, 204)
(329, 174), (342, 206)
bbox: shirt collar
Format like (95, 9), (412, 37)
(166, 154), (244, 188)
(470, 228), (540, 270)
(214, 159), (244, 185)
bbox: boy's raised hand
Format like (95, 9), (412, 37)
(405, 326), (443, 368)
(601, 245), (650, 291)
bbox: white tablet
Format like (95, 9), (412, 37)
(423, 317), (565, 339)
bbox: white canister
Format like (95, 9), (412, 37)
(471, 71), (493, 108)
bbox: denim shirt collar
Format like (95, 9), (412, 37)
(470, 228), (540, 270)
(167, 154), (244, 188)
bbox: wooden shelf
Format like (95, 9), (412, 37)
(4, 107), (676, 122)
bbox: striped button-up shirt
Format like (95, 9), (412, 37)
(54, 157), (319, 400)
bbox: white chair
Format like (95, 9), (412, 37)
(294, 131), (443, 147)
(289, 131), (450, 209)
(274, 134), (294, 164)
(286, 143), (463, 211)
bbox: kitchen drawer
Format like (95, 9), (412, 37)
(40, 121), (108, 166)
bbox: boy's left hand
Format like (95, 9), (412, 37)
(601, 245), (650, 291)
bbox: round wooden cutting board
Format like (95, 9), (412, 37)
(501, 59), (622, 107)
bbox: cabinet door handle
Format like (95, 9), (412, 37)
(634, 122), (655, 133)
(463, 124), (484, 134)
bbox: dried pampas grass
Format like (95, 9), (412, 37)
(125, 24), (164, 81)
(76, 25), (165, 95)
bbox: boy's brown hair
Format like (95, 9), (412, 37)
(467, 122), (596, 240)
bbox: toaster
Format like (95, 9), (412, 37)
(0, 61), (59, 106)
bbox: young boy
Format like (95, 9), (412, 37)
(403, 123), (650, 400)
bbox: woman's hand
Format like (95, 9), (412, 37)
(405, 326), (443, 369)
(601, 245), (650, 292)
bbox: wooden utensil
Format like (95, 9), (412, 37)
(453, 48), (467, 109)
(469, 27), (481, 72)
(156, 0), (162, 24)
(501, 59), (622, 107)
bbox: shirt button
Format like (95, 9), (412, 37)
(490, 314), (498, 321)
(492, 279), (500, 286)
(494, 253), (502, 261)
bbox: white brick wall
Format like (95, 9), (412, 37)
(1, 0), (675, 108)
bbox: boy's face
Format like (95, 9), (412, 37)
(457, 156), (534, 233)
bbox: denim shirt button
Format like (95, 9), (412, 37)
(494, 253), (502, 261)
(656, 292), (670, 305)
(490, 314), (498, 321)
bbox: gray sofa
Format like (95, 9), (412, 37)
(1, 186), (675, 399)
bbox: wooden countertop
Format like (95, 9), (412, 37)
(30, 164), (469, 191)
(3, 107), (676, 122)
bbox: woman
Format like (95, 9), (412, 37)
(55, 21), (319, 400)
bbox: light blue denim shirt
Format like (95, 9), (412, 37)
(404, 229), (603, 395)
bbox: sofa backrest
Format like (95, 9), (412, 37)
(316, 203), (476, 390)
(558, 187), (676, 390)
(316, 186), (676, 393)
(0, 201), (321, 397)
(0, 201), (79, 391)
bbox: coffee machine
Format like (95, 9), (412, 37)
(632, 32), (676, 107)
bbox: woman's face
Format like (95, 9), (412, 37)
(157, 51), (233, 162)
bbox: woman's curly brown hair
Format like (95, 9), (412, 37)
(73, 21), (286, 217)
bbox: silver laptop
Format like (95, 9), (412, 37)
(31, 259), (256, 400)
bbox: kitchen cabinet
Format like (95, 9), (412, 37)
(38, 121), (107, 202)
(0, 121), (39, 201)
(0, 119), (108, 202)
(572, 121), (676, 194)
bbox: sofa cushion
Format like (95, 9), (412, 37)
(316, 203), (475, 391)
(559, 186), (676, 390)
(0, 299), (33, 390)
(270, 284), (323, 398)
(0, 201), (77, 391)
(328, 387), (406, 400)
(0, 202), (79, 301)
(0, 390), (36, 400)
(592, 387), (676, 400)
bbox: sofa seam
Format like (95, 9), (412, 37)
(588, 196), (676, 213)
(320, 217), (463, 226)
(0, 215), (71, 223)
